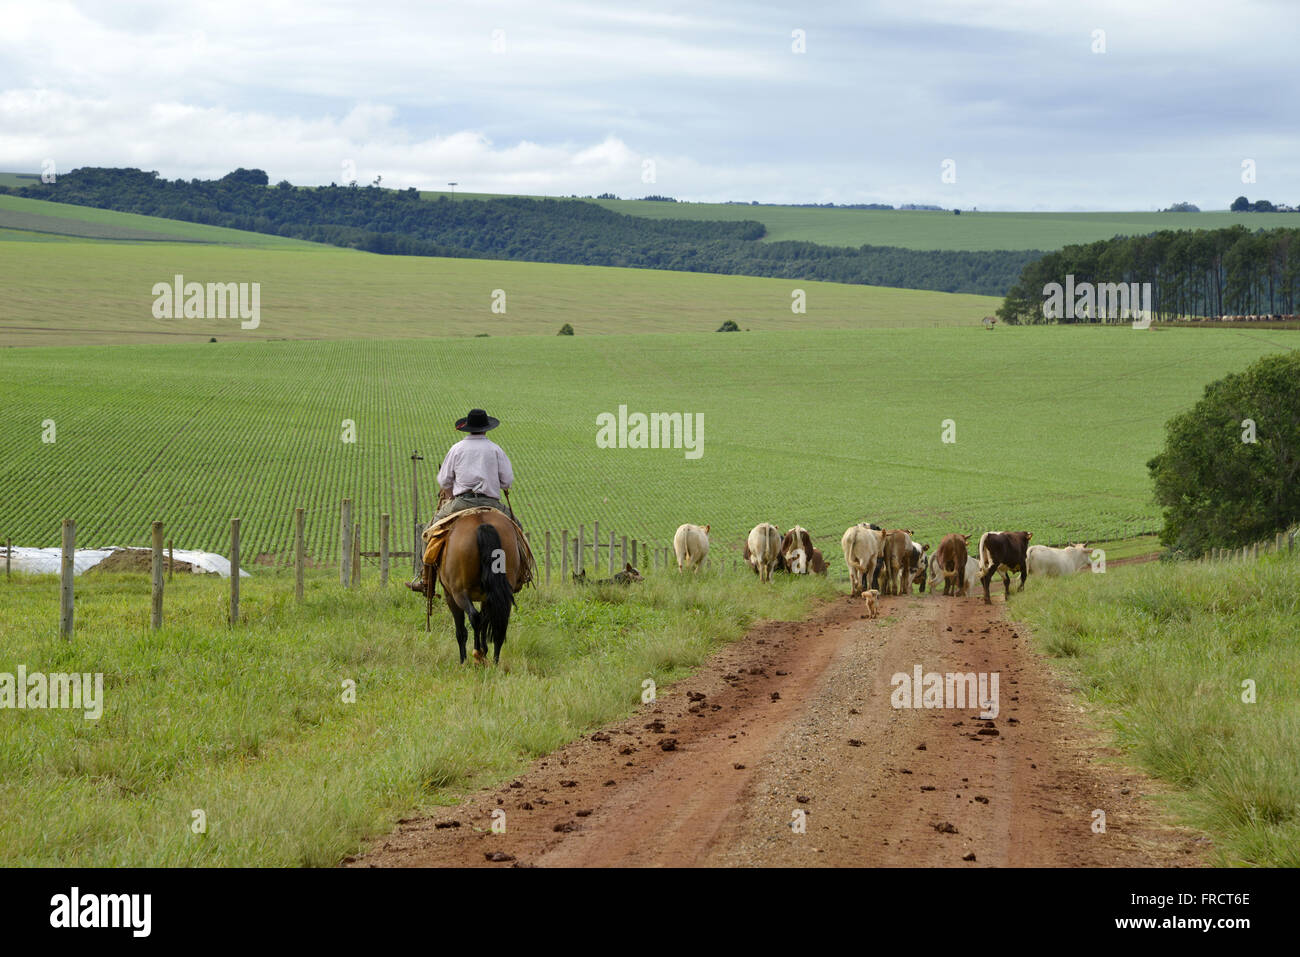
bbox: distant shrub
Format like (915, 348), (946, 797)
(558, 323), (574, 336)
(716, 320), (740, 332)
(1148, 350), (1300, 555)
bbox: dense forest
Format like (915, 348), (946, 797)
(997, 225), (1300, 323)
(2, 168), (1037, 296)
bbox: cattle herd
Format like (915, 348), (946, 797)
(670, 522), (1094, 605)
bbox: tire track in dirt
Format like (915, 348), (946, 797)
(350, 589), (1209, 868)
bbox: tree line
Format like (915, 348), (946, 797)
(2, 168), (1037, 297)
(996, 225), (1300, 323)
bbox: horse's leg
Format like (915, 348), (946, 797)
(446, 593), (468, 664)
(452, 591), (481, 661)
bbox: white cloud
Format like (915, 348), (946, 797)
(0, 0), (1295, 209)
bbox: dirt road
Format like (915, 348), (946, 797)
(351, 590), (1208, 867)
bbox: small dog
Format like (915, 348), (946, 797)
(863, 589), (880, 619)
(574, 563), (644, 585)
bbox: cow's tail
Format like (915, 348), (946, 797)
(978, 532), (992, 576)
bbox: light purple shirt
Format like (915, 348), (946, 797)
(437, 434), (514, 499)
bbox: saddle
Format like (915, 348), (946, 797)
(421, 507), (535, 590)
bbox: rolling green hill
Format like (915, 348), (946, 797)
(0, 195), (320, 247)
(420, 189), (1293, 251)
(0, 236), (999, 347)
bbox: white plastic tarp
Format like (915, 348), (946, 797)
(3, 546), (250, 578)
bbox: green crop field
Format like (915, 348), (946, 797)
(1, 326), (1292, 566)
(0, 231), (998, 347)
(419, 189), (1292, 251)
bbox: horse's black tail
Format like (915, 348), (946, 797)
(477, 524), (513, 660)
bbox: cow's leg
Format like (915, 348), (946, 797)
(1002, 570), (1012, 599)
(1017, 563), (1027, 592)
(981, 568), (994, 604)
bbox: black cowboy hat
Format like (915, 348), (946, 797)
(455, 408), (500, 432)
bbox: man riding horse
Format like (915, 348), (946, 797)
(407, 408), (533, 664)
(406, 408), (526, 595)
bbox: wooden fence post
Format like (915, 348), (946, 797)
(339, 499), (353, 588)
(380, 512), (390, 586)
(352, 525), (361, 588)
(578, 525), (585, 574)
(294, 508), (305, 601)
(59, 519), (74, 638)
(593, 521), (600, 572)
(4, 536), (9, 580)
(545, 530), (552, 586)
(167, 538), (174, 582)
(609, 530), (616, 575)
(229, 518), (240, 626)
(561, 529), (569, 582)
(631, 538), (637, 568)
(151, 521), (164, 630)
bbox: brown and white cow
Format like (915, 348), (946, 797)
(745, 523), (782, 583)
(934, 533), (970, 596)
(807, 547), (829, 575)
(1026, 543), (1090, 577)
(780, 525), (816, 574)
(841, 523), (886, 596)
(880, 529), (916, 596)
(673, 523), (710, 573)
(928, 552), (980, 596)
(977, 530), (1032, 603)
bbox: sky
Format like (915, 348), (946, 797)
(0, 0), (1296, 210)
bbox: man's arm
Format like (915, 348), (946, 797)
(436, 447), (456, 491)
(497, 449), (514, 492)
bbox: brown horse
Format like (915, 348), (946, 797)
(425, 509), (524, 664)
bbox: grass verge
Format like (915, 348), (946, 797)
(1014, 549), (1300, 866)
(0, 564), (836, 865)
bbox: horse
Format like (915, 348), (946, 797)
(424, 509), (526, 665)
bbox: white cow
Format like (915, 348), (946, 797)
(1027, 543), (1091, 577)
(929, 553), (981, 596)
(673, 523), (710, 572)
(841, 523), (886, 596)
(746, 523), (782, 583)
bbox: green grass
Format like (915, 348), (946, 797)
(0, 563), (836, 865)
(1014, 549), (1300, 866)
(0, 233), (998, 347)
(420, 190), (1293, 251)
(1, 327), (1292, 565)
